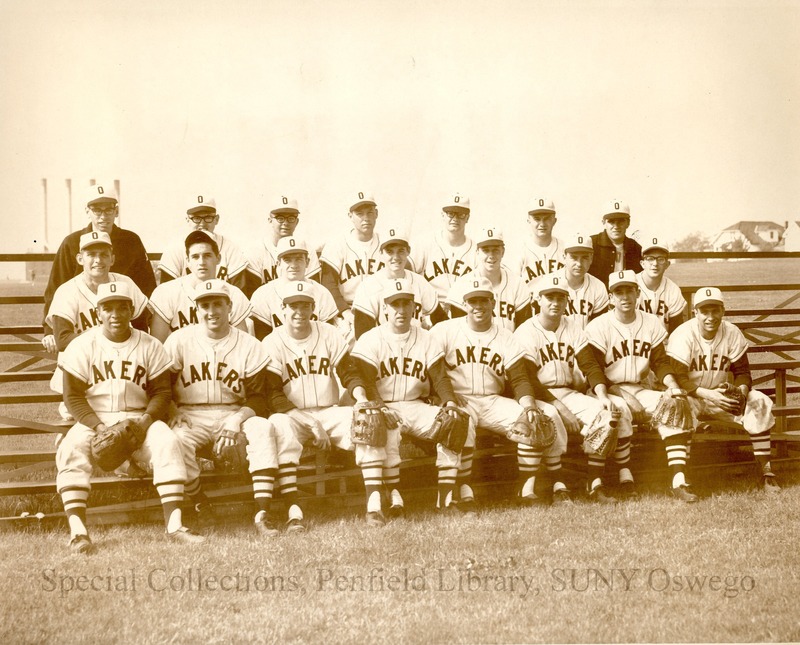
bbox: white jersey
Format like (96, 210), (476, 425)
(558, 270), (609, 329)
(410, 233), (475, 300)
(148, 275), (252, 331)
(431, 319), (526, 396)
(351, 325), (443, 402)
(635, 274), (687, 330)
(352, 269), (439, 325)
(165, 325), (269, 407)
(515, 237), (566, 286)
(667, 319), (749, 390)
(319, 230), (384, 305)
(250, 278), (338, 329)
(158, 232), (250, 282)
(262, 322), (349, 409)
(245, 238), (321, 285)
(59, 327), (172, 414)
(585, 310), (667, 385)
(514, 315), (588, 389)
(447, 269), (530, 331)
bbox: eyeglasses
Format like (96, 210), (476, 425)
(444, 212), (468, 220)
(642, 256), (668, 265)
(188, 214), (217, 224)
(272, 215), (298, 224)
(89, 206), (117, 217)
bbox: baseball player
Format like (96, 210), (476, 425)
(447, 227), (532, 331)
(431, 277), (568, 509)
(668, 287), (779, 492)
(514, 274), (635, 504)
(351, 228), (445, 339)
(263, 281), (371, 531)
(588, 200), (643, 288)
(245, 195), (322, 288)
(319, 191), (385, 335)
(585, 270), (698, 503)
(42, 183), (156, 353)
(158, 195), (251, 294)
(515, 197), (566, 286)
(555, 233), (609, 328)
(164, 280), (302, 537)
(351, 279), (471, 520)
(56, 282), (203, 554)
(635, 236), (687, 334)
(410, 193), (474, 303)
(149, 231), (252, 342)
(250, 236), (338, 340)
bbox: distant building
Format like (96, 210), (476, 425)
(782, 221), (800, 252)
(711, 221), (785, 252)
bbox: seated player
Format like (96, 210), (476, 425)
(514, 274), (635, 504)
(431, 277), (568, 510)
(351, 279), (472, 521)
(164, 280), (302, 537)
(56, 282), (202, 554)
(351, 228), (445, 340)
(149, 231), (251, 342)
(635, 236), (687, 334)
(514, 197), (566, 287)
(668, 287), (779, 492)
(250, 236), (338, 340)
(585, 270), (698, 503)
(554, 233), (609, 328)
(264, 281), (371, 531)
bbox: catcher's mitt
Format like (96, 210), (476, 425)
(351, 401), (389, 447)
(91, 419), (147, 472)
(422, 406), (470, 453)
(721, 383), (747, 416)
(212, 430), (249, 473)
(581, 409), (620, 458)
(651, 389), (695, 432)
(507, 407), (556, 450)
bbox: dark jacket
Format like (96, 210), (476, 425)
(588, 231), (642, 287)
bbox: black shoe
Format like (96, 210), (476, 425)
(588, 486), (617, 504)
(456, 499), (478, 516)
(671, 485), (699, 503)
(386, 504), (405, 519)
(618, 481), (640, 500)
(552, 490), (574, 506)
(69, 534), (94, 555)
(762, 474), (781, 494)
(365, 511), (386, 527)
(255, 515), (280, 537)
(285, 517), (307, 534)
(518, 493), (548, 507)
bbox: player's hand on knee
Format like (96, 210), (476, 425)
(213, 430), (236, 456)
(311, 424), (331, 451)
(382, 407), (403, 429)
(707, 386), (740, 414)
(556, 405), (582, 435)
(42, 335), (57, 353)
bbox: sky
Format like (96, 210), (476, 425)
(1, 0), (798, 256)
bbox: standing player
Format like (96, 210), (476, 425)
(164, 280), (302, 537)
(410, 193), (475, 304)
(514, 274), (635, 504)
(148, 231), (251, 342)
(585, 270), (698, 502)
(158, 195), (251, 294)
(56, 282), (202, 553)
(351, 228), (445, 339)
(351, 279), (472, 520)
(245, 195), (322, 287)
(431, 277), (568, 509)
(557, 233), (609, 328)
(635, 236), (687, 334)
(588, 200), (643, 288)
(43, 183), (155, 352)
(447, 228), (531, 331)
(668, 287), (779, 491)
(250, 237), (338, 340)
(515, 197), (566, 287)
(264, 281), (371, 531)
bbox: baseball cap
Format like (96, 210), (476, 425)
(193, 279), (230, 302)
(350, 191), (376, 212)
(184, 230), (220, 256)
(79, 231), (113, 251)
(536, 274), (569, 297)
(380, 227), (410, 251)
(476, 227), (504, 248)
(276, 236), (309, 259)
(528, 197), (556, 215)
(693, 287), (724, 308)
(641, 235), (669, 254)
(442, 193), (470, 213)
(281, 280), (315, 304)
(271, 195), (299, 214)
(608, 270), (638, 291)
(86, 183), (118, 206)
(564, 233), (593, 253)
(187, 195), (217, 215)
(383, 278), (415, 304)
(462, 277), (494, 301)
(95, 281), (133, 306)
(602, 200), (631, 220)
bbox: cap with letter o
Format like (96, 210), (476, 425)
(693, 287), (724, 308)
(462, 277), (494, 301)
(564, 232), (594, 253)
(383, 278), (415, 304)
(536, 274), (568, 297)
(608, 270), (638, 292)
(193, 279), (230, 302)
(271, 195), (299, 214)
(86, 183), (118, 207)
(95, 281), (133, 307)
(527, 197), (556, 215)
(281, 280), (316, 305)
(350, 191), (376, 212)
(380, 227), (410, 252)
(79, 231), (113, 252)
(442, 193), (470, 214)
(184, 230), (220, 256)
(602, 199), (631, 220)
(476, 227), (504, 249)
(276, 236), (309, 260)
(187, 195), (217, 215)
(641, 235), (669, 254)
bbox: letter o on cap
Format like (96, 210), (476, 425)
(614, 202), (620, 210)
(206, 282), (212, 290)
(454, 195), (460, 203)
(297, 283), (304, 292)
(358, 191), (364, 199)
(577, 236), (583, 244)
(289, 239), (296, 247)
(109, 283), (116, 293)
(92, 232), (99, 240)
(487, 229), (494, 238)
(282, 196), (288, 204)
(706, 289), (712, 296)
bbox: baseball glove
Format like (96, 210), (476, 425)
(422, 406), (470, 453)
(651, 389), (695, 432)
(351, 401), (389, 448)
(581, 409), (620, 458)
(91, 419), (147, 472)
(212, 430), (249, 473)
(507, 407), (556, 450)
(721, 383), (747, 416)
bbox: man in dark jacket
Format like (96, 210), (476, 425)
(588, 199), (642, 287)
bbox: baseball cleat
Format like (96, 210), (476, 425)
(167, 526), (206, 544)
(386, 504), (405, 519)
(255, 516), (280, 538)
(551, 490), (574, 506)
(588, 486), (617, 505)
(69, 534), (94, 555)
(518, 493), (548, 507)
(670, 485), (699, 503)
(762, 474), (781, 493)
(617, 481), (640, 500)
(456, 499), (478, 517)
(365, 511), (386, 527)
(285, 518), (307, 534)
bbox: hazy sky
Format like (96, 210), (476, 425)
(2, 0), (798, 254)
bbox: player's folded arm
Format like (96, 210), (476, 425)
(350, 358), (383, 403)
(651, 343), (691, 390)
(241, 369), (270, 418)
(575, 346), (608, 391)
(264, 371), (296, 414)
(506, 360), (535, 402)
(143, 371), (173, 424)
(63, 372), (102, 430)
(52, 316), (79, 353)
(428, 358), (457, 405)
(522, 358), (556, 403)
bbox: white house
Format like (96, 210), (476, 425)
(711, 221), (785, 252)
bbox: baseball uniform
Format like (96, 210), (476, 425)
(159, 232), (250, 287)
(516, 237), (567, 286)
(246, 239), (322, 286)
(319, 231), (384, 306)
(558, 270), (609, 329)
(410, 232), (475, 301)
(636, 273), (687, 332)
(447, 268), (531, 331)
(352, 269), (439, 328)
(251, 278), (338, 331)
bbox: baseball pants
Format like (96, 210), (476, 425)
(549, 387), (634, 440)
(613, 383), (692, 439)
(689, 389), (774, 435)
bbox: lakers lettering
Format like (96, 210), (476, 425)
(78, 308), (102, 332)
(424, 258), (472, 282)
(524, 259), (564, 282)
(450, 346), (504, 376)
(171, 307), (199, 332)
(690, 353), (732, 373)
(639, 300), (667, 317)
(282, 355), (332, 383)
(537, 342), (576, 369)
(90, 360), (148, 387)
(565, 299), (594, 317)
(602, 340), (652, 368)
(342, 259), (384, 281)
(179, 362), (243, 393)
(378, 357), (427, 382)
